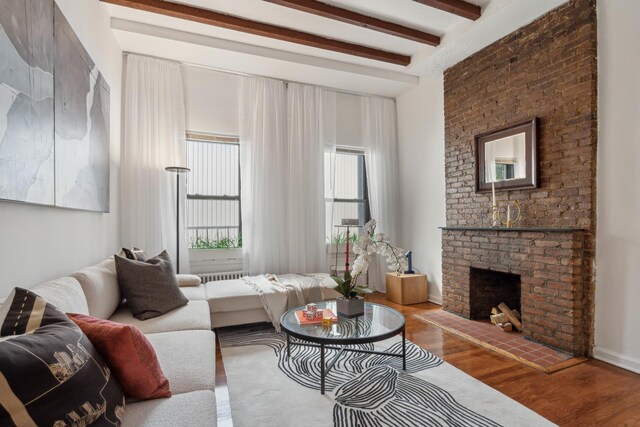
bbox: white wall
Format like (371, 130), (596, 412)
(0, 1), (122, 295)
(594, 0), (640, 373)
(396, 76), (446, 304)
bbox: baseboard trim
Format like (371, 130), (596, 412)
(594, 347), (640, 374)
(428, 294), (442, 305)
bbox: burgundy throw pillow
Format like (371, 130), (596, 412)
(68, 313), (171, 400)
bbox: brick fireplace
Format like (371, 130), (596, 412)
(441, 228), (586, 354)
(441, 0), (597, 356)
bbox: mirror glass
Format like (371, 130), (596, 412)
(484, 132), (527, 183)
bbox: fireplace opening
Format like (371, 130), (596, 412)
(469, 267), (521, 320)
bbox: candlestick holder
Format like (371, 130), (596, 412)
(491, 205), (499, 227)
(498, 201), (522, 228)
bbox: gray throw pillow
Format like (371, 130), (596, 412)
(114, 250), (188, 320)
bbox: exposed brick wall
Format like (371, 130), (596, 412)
(443, 0), (597, 354)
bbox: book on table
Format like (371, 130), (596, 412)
(295, 309), (338, 325)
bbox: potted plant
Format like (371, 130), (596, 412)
(331, 220), (408, 317)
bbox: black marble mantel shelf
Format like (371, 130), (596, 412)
(439, 226), (584, 233)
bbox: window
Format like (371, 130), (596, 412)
(324, 148), (370, 243)
(186, 133), (241, 249)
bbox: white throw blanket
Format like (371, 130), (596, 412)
(243, 274), (328, 331)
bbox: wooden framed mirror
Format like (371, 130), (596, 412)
(475, 118), (538, 193)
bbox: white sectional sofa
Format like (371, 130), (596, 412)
(1, 256), (217, 427)
(0, 256), (341, 426)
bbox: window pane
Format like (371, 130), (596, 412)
(186, 199), (240, 248)
(187, 140), (239, 196)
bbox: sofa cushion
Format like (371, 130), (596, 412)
(68, 313), (171, 400)
(72, 257), (122, 319)
(109, 300), (211, 334)
(115, 251), (188, 320)
(176, 274), (201, 287)
(0, 288), (125, 427)
(211, 308), (270, 328)
(122, 390), (216, 427)
(145, 330), (216, 394)
(205, 279), (264, 313)
(180, 284), (207, 301)
(31, 276), (89, 315)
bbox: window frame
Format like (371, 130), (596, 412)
(326, 146), (371, 232)
(185, 132), (242, 246)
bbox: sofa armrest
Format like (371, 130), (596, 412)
(176, 274), (202, 287)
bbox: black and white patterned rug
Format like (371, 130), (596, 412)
(218, 324), (555, 427)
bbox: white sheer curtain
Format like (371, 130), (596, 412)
(287, 83), (335, 273)
(361, 96), (400, 292)
(121, 55), (189, 272)
(240, 77), (336, 275)
(240, 77), (289, 274)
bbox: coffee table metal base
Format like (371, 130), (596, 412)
(286, 328), (406, 394)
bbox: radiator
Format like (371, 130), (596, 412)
(197, 271), (245, 283)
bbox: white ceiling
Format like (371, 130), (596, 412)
(103, 0), (568, 97)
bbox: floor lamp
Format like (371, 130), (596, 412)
(165, 166), (190, 273)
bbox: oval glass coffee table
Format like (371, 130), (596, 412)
(280, 301), (406, 394)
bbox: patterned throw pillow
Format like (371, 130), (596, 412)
(0, 288), (125, 427)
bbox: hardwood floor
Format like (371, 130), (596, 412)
(215, 293), (640, 426)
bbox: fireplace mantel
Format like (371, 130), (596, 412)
(440, 226), (584, 233)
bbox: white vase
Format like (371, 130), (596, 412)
(336, 296), (365, 318)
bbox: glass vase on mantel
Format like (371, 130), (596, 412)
(330, 219), (408, 318)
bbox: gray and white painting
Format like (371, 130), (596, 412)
(0, 0), (55, 206)
(0, 0), (110, 212)
(54, 4), (110, 212)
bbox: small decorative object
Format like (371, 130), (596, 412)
(331, 219), (408, 318)
(335, 219), (360, 274)
(498, 201), (521, 227)
(295, 309), (337, 325)
(322, 317), (333, 328)
(305, 303), (317, 314)
(404, 251), (415, 274)
(304, 311), (315, 320)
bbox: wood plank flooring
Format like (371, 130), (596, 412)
(215, 293), (640, 426)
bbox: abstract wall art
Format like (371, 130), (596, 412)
(54, 4), (110, 212)
(0, 0), (55, 206)
(0, 0), (110, 213)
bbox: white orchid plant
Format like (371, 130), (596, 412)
(331, 219), (409, 300)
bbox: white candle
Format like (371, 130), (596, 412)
(507, 204), (511, 223)
(491, 182), (496, 207)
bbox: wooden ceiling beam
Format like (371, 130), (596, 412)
(264, 0), (440, 46)
(413, 0), (482, 21)
(100, 0), (411, 65)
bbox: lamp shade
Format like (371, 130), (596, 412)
(165, 166), (190, 173)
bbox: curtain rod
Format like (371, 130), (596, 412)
(122, 51), (396, 101)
